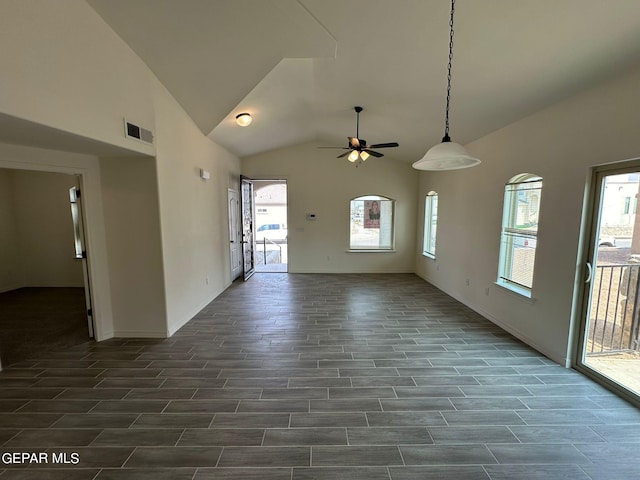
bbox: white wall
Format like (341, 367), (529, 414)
(10, 169), (84, 288)
(151, 78), (241, 336)
(100, 156), (167, 337)
(243, 142), (418, 273)
(0, 0), (155, 157)
(415, 65), (640, 365)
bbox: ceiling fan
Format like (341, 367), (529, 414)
(319, 106), (399, 163)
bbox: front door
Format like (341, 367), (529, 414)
(228, 189), (242, 281)
(576, 163), (640, 404)
(69, 182), (95, 339)
(240, 176), (256, 280)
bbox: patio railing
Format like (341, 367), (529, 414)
(588, 264), (640, 354)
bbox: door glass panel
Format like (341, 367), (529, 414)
(241, 177), (255, 280)
(581, 171), (640, 397)
(69, 187), (84, 259)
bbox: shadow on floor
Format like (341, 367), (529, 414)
(0, 287), (92, 367)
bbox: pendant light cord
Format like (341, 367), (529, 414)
(443, 0), (455, 142)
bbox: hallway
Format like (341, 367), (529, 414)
(0, 273), (638, 479)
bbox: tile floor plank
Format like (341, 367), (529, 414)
(1, 273), (639, 479)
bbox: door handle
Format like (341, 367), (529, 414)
(585, 262), (593, 283)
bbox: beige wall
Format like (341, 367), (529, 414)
(9, 169), (83, 288)
(415, 64), (640, 365)
(0, 169), (21, 292)
(243, 142), (418, 273)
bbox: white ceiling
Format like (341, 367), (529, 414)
(87, 0), (640, 163)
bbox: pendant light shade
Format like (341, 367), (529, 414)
(412, 135), (480, 171)
(413, 0), (480, 171)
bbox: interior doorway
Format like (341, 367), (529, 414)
(0, 168), (93, 367)
(253, 180), (288, 273)
(576, 162), (640, 405)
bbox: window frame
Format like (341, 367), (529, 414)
(423, 191), (438, 258)
(348, 195), (395, 251)
(496, 173), (543, 297)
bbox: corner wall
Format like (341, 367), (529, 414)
(151, 78), (242, 336)
(100, 156), (167, 337)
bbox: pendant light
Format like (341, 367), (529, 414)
(412, 0), (480, 171)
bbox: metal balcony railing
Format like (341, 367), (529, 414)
(588, 264), (640, 354)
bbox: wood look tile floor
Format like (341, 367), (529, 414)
(1, 273), (639, 479)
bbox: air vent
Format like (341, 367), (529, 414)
(124, 119), (154, 145)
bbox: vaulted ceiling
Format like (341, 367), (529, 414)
(88, 0), (640, 163)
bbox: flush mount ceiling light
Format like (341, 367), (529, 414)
(235, 112), (252, 127)
(412, 0), (480, 171)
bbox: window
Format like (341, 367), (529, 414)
(623, 196), (637, 215)
(350, 195), (394, 250)
(423, 191), (438, 257)
(497, 174), (543, 296)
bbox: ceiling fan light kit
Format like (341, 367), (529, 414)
(319, 106), (399, 166)
(413, 0), (480, 171)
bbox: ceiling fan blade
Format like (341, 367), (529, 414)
(348, 137), (361, 149)
(337, 151), (351, 158)
(363, 149), (384, 158)
(368, 142), (399, 149)
(318, 146), (350, 149)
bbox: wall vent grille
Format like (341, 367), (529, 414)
(124, 119), (154, 144)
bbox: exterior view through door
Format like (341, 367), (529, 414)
(253, 180), (288, 273)
(577, 164), (640, 404)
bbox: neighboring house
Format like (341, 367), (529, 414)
(600, 173), (640, 237)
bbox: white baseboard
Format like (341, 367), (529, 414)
(111, 330), (169, 338)
(166, 282), (233, 337)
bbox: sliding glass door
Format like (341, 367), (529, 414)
(577, 163), (640, 404)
